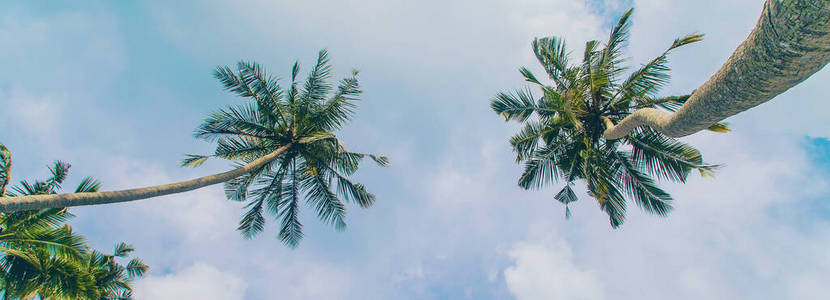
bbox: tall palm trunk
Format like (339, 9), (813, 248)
(604, 0), (830, 140)
(0, 144), (291, 212)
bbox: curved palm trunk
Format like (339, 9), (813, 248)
(604, 0), (830, 140)
(0, 144), (291, 212)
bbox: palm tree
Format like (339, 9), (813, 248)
(0, 159), (148, 300)
(184, 50), (388, 247)
(603, 0), (830, 139)
(0, 161), (96, 299)
(491, 9), (725, 227)
(0, 50), (387, 247)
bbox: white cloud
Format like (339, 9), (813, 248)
(504, 234), (604, 300)
(1, 88), (62, 142)
(134, 262), (247, 300)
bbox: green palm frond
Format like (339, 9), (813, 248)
(301, 49), (334, 105)
(613, 34), (703, 107)
(519, 67), (542, 85)
(509, 119), (561, 162)
(112, 243), (134, 257)
(532, 36), (570, 88)
(194, 102), (276, 141)
(518, 144), (566, 190)
(2, 208), (74, 232)
(125, 258), (148, 278)
(180, 154), (210, 168)
(368, 154), (390, 167)
(626, 128), (710, 182)
(614, 151), (673, 216)
(235, 61), (286, 126)
(278, 169), (303, 248)
(309, 70), (361, 131)
(302, 170), (347, 230)
(238, 198), (267, 238)
(491, 88), (545, 122)
(237, 166), (286, 238)
(214, 137), (277, 161)
(74, 177), (101, 193)
(46, 161), (71, 193)
(588, 164), (627, 228)
(600, 8), (633, 71)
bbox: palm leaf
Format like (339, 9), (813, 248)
(491, 88), (545, 121)
(532, 36), (570, 88)
(74, 177), (101, 193)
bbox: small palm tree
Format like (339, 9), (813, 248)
(181, 49), (388, 247)
(0, 159), (147, 299)
(491, 9), (726, 227)
(0, 161), (96, 299)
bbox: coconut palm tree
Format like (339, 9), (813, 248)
(0, 160), (148, 299)
(0, 161), (96, 299)
(603, 0), (830, 139)
(491, 9), (726, 227)
(0, 50), (387, 247)
(183, 50), (388, 247)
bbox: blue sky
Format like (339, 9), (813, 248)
(1, 0), (829, 299)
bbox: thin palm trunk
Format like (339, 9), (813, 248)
(604, 0), (830, 140)
(0, 144), (291, 212)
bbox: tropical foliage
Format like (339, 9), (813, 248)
(491, 9), (725, 227)
(0, 158), (147, 299)
(182, 49), (388, 247)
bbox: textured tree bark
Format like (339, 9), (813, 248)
(604, 0), (830, 140)
(0, 144), (291, 212)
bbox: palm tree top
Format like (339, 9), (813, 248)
(183, 49), (388, 247)
(0, 159), (147, 299)
(492, 9), (725, 227)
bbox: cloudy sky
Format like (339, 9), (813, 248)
(1, 0), (829, 299)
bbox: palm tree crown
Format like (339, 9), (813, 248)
(491, 9), (726, 227)
(0, 160), (147, 299)
(182, 49), (388, 247)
